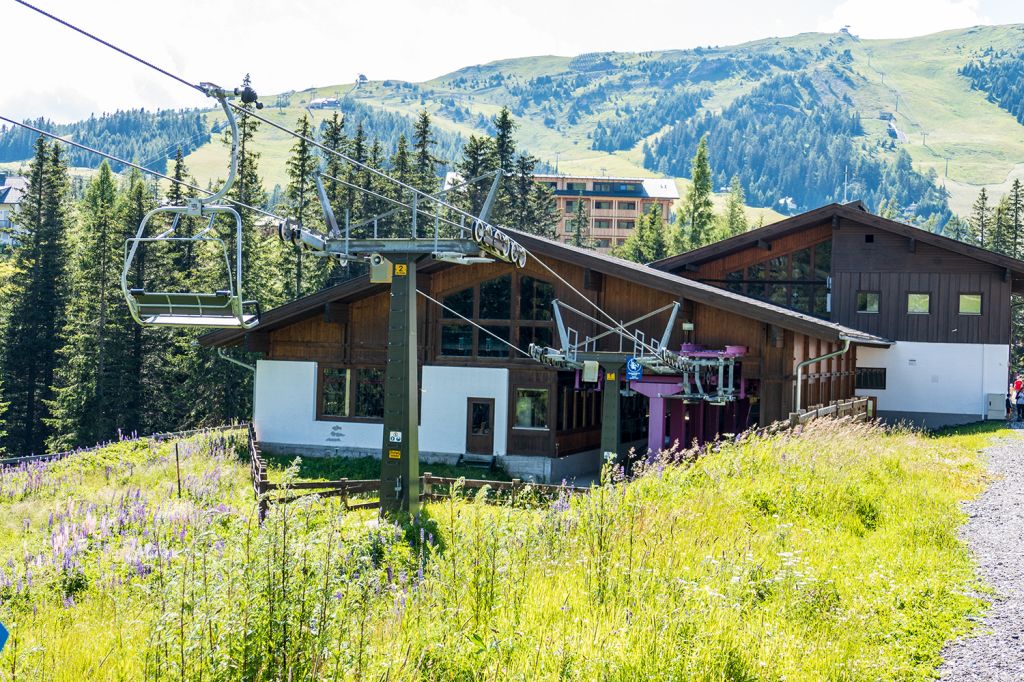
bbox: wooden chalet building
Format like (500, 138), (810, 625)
(202, 225), (887, 482)
(653, 202), (1024, 427)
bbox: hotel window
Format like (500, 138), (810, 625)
(617, 201), (637, 211)
(856, 291), (880, 314)
(564, 200), (578, 213)
(566, 181), (587, 191)
(642, 201), (657, 214)
(959, 293), (982, 315)
(594, 200), (613, 210)
(564, 219), (574, 233)
(595, 238), (611, 248)
(907, 292), (930, 314)
(593, 219), (611, 229)
(617, 219), (635, 230)
(514, 388), (549, 429)
(855, 367), (887, 390)
(317, 366), (384, 420)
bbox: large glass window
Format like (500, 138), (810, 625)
(478, 325), (511, 358)
(857, 291), (880, 314)
(566, 182), (587, 192)
(617, 201), (637, 211)
(479, 275), (511, 319)
(813, 241), (832, 280)
(514, 388), (549, 429)
(320, 367), (349, 417)
(520, 276), (555, 321)
(907, 293), (930, 314)
(441, 324), (473, 356)
(518, 325), (553, 350)
(318, 366), (384, 420)
(959, 293), (982, 315)
(594, 200), (613, 210)
(442, 287), (473, 318)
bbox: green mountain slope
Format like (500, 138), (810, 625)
(5, 24), (1024, 223)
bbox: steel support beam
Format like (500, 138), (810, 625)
(379, 254), (421, 515)
(601, 366), (623, 464)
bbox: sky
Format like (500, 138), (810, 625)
(2, 0), (1022, 123)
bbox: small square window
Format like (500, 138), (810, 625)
(514, 388), (549, 429)
(959, 293), (982, 315)
(864, 234), (875, 243)
(907, 293), (930, 314)
(856, 291), (880, 313)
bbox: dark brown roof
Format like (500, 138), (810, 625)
(200, 224), (891, 349)
(652, 202), (1024, 293)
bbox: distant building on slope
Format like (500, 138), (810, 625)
(532, 174), (679, 252)
(0, 172), (27, 246)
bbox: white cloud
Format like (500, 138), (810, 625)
(817, 0), (989, 38)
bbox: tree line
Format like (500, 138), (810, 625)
(960, 49), (1024, 126)
(0, 93), (558, 456)
(643, 73), (952, 227)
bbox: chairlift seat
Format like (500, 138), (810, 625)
(126, 288), (259, 328)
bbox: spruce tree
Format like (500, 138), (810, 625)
(282, 114), (323, 300)
(616, 204), (667, 263)
(1009, 178), (1024, 259)
(0, 138), (71, 454)
(724, 175), (748, 237)
(968, 188), (992, 247)
(684, 135), (714, 249)
(452, 135), (495, 217)
(344, 121), (367, 222)
(47, 162), (134, 448)
(412, 110), (439, 194)
(992, 195), (1013, 255)
(570, 193), (592, 249)
(529, 180), (560, 239)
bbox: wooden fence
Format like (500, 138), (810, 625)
(788, 397), (871, 429)
(245, 423), (588, 517)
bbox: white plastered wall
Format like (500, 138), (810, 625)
(253, 360), (509, 456)
(856, 342), (1008, 419)
(420, 366), (509, 456)
(253, 359), (382, 451)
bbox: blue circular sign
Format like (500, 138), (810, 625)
(626, 357), (641, 373)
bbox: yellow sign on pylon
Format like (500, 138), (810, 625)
(394, 264), (408, 276)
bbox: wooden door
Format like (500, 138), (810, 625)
(466, 398), (495, 455)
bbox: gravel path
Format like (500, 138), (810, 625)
(941, 431), (1024, 681)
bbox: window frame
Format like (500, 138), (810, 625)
(512, 387), (550, 431)
(958, 293), (982, 316)
(617, 200), (637, 211)
(316, 364), (386, 423)
(856, 291), (880, 314)
(855, 367), (887, 390)
(906, 292), (931, 315)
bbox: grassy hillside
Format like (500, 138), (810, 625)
(0, 420), (1004, 679)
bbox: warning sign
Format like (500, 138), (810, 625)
(389, 430), (403, 443)
(394, 263), (408, 276)
(388, 449), (401, 459)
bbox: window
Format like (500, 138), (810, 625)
(593, 219), (611, 229)
(478, 326), (511, 358)
(479, 275), (511, 319)
(318, 366), (384, 420)
(959, 293), (982, 315)
(907, 292), (930, 314)
(617, 201), (637, 211)
(856, 367), (887, 390)
(564, 200), (578, 213)
(813, 241), (831, 280)
(520, 276), (555, 320)
(617, 220), (635, 230)
(857, 291), (880, 313)
(864, 234), (875, 243)
(514, 388), (548, 429)
(566, 181), (586, 192)
(564, 219), (573, 233)
(725, 270), (744, 294)
(518, 325), (553, 349)
(442, 287), (473, 318)
(642, 201), (656, 214)
(441, 324), (473, 356)
(595, 238), (611, 248)
(593, 200), (613, 210)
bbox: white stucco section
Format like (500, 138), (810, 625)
(253, 359), (382, 451)
(419, 366), (509, 456)
(856, 342), (1009, 418)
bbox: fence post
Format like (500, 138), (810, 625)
(511, 478), (521, 505)
(422, 473), (432, 500)
(340, 478), (349, 509)
(789, 412), (800, 429)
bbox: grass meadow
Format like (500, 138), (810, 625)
(0, 419), (1005, 680)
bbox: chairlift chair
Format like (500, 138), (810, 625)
(121, 83), (261, 329)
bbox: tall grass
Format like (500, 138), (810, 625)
(0, 419), (998, 680)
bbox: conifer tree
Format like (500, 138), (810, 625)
(47, 162), (133, 448)
(968, 187), (992, 247)
(412, 110), (439, 194)
(0, 138), (71, 454)
(683, 135), (714, 249)
(492, 108), (517, 174)
(321, 112), (348, 218)
(1009, 178), (1024, 259)
(344, 121), (367, 221)
(723, 175), (748, 238)
(992, 194), (1013, 255)
(570, 193), (592, 249)
(529, 179), (560, 239)
(616, 204), (667, 263)
(282, 114), (323, 300)
(452, 135), (495, 217)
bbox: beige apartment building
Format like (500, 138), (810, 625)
(533, 174), (679, 251)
